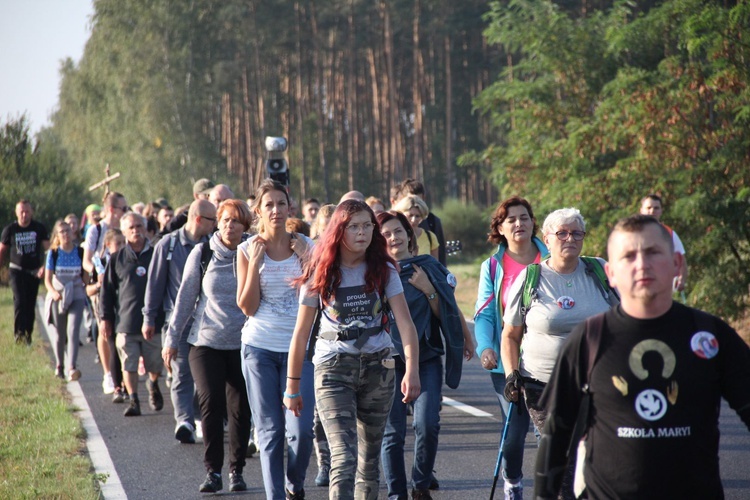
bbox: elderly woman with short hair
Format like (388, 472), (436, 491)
(501, 207), (619, 499)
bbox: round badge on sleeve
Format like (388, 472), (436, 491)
(556, 296), (575, 310)
(446, 273), (457, 288)
(136, 266), (147, 277)
(690, 331), (719, 359)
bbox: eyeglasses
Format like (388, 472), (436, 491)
(554, 230), (586, 241)
(346, 222), (375, 234)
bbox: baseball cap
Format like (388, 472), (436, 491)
(193, 178), (215, 195)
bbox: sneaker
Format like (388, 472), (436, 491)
(175, 421), (196, 444)
(112, 387), (126, 404)
(123, 396), (141, 417)
(14, 333), (24, 345)
(246, 438), (258, 458)
(315, 465), (330, 487)
(102, 373), (115, 394)
(67, 368), (81, 382)
(229, 471), (247, 492)
(199, 472), (222, 493)
(55, 366), (65, 379)
(94, 353), (100, 364)
(412, 489), (432, 500)
(24, 331), (32, 346)
(286, 488), (305, 499)
(147, 378), (164, 411)
(504, 480), (523, 500)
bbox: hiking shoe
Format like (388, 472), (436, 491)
(112, 387), (126, 404)
(175, 421), (196, 444)
(229, 471), (247, 492)
(504, 480), (523, 500)
(123, 396), (141, 416)
(102, 373), (115, 394)
(199, 472), (222, 493)
(286, 487), (305, 499)
(246, 438), (258, 457)
(412, 489), (432, 500)
(67, 368), (81, 382)
(147, 378), (163, 411)
(315, 465), (330, 486)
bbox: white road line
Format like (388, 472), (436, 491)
(442, 397), (495, 418)
(67, 381), (128, 499)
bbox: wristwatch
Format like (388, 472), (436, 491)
(427, 292), (437, 301)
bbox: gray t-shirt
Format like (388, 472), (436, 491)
(300, 262), (403, 364)
(503, 258), (617, 383)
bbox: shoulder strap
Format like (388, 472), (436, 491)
(166, 232), (178, 262)
(581, 256), (619, 303)
(489, 256), (498, 284)
(521, 263), (542, 327)
(565, 313), (606, 462)
(199, 242), (213, 282)
(78, 247), (85, 278)
(94, 223), (102, 254)
(51, 248), (59, 269)
(426, 229), (434, 247)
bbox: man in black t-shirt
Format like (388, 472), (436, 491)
(535, 215), (750, 499)
(0, 200), (50, 345)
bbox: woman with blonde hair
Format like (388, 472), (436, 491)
(44, 220), (89, 380)
(393, 194), (439, 259)
(310, 204), (336, 241)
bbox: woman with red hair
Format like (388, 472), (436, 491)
(284, 200), (421, 500)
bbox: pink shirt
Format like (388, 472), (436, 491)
(501, 251), (542, 309)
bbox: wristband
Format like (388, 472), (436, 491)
(287, 376), (301, 380)
(284, 392), (301, 399)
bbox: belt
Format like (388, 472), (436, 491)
(319, 325), (383, 349)
(9, 263), (38, 276)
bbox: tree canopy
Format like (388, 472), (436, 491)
(469, 0), (750, 318)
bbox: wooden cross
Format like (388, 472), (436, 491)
(88, 163), (121, 202)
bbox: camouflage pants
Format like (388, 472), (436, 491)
(315, 349), (395, 500)
(314, 405), (330, 468)
(524, 381), (576, 500)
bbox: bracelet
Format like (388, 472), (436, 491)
(284, 392), (301, 399)
(287, 376), (301, 380)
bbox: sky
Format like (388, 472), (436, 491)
(0, 0), (94, 135)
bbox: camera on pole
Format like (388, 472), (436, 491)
(265, 136), (289, 187)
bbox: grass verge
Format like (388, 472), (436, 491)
(0, 287), (99, 499)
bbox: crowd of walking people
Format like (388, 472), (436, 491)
(2, 177), (749, 500)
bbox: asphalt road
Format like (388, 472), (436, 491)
(37, 306), (750, 499)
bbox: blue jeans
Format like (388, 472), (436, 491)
(315, 349), (395, 500)
(241, 344), (315, 499)
(382, 356), (442, 497)
(170, 326), (195, 427)
(490, 371), (533, 483)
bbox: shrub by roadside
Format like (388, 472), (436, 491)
(0, 287), (99, 499)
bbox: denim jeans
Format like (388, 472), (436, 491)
(382, 356), (442, 497)
(170, 327), (195, 427)
(490, 371), (533, 483)
(315, 349), (395, 500)
(241, 344), (315, 499)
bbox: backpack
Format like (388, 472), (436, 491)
(520, 257), (619, 327)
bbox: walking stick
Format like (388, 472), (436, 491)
(489, 401), (514, 500)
